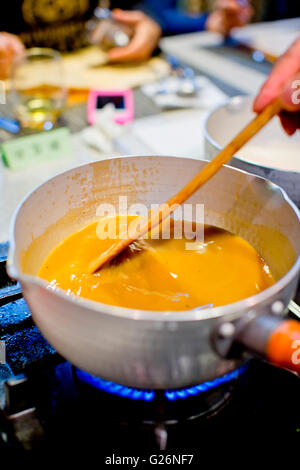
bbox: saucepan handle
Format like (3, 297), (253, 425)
(211, 309), (300, 374)
(265, 319), (300, 373)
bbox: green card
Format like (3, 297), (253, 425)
(1, 127), (72, 170)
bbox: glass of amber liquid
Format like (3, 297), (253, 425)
(11, 48), (67, 130)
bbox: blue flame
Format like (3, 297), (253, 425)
(76, 369), (155, 401)
(76, 365), (247, 402)
(164, 366), (246, 401)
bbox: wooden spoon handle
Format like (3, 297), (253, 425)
(88, 99), (282, 273)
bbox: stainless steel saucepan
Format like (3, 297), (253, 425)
(7, 156), (300, 389)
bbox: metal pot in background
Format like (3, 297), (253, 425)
(204, 96), (300, 208)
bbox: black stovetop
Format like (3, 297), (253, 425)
(0, 243), (300, 461)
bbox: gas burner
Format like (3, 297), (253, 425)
(74, 364), (248, 449)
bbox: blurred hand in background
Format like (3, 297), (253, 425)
(0, 32), (24, 79)
(254, 37), (300, 135)
(206, 0), (253, 35)
(107, 9), (162, 63)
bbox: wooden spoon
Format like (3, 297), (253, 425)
(88, 99), (282, 274)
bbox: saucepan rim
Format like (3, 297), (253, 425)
(7, 155), (300, 323)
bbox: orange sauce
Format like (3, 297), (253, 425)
(38, 216), (275, 311)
